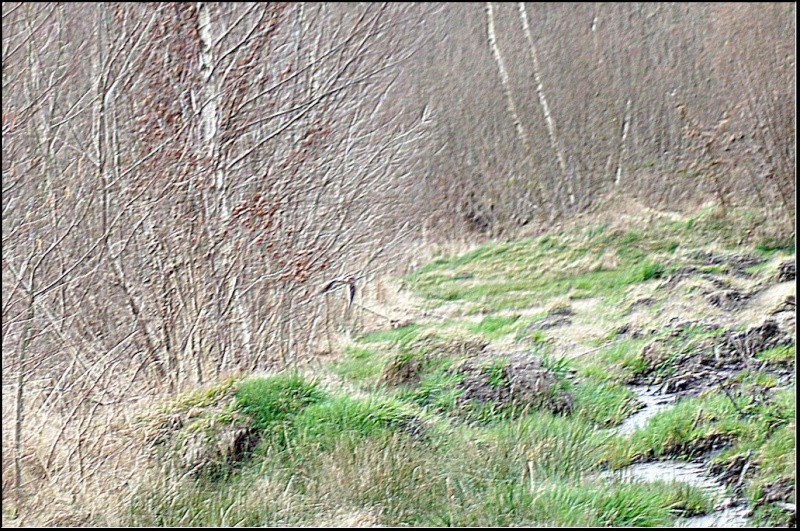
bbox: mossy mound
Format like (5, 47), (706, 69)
(143, 379), (258, 477)
(455, 351), (573, 417)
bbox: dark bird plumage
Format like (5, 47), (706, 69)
(319, 273), (361, 309)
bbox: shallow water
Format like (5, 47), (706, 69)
(615, 385), (677, 435)
(602, 386), (751, 527)
(677, 505), (751, 528)
(601, 461), (750, 528)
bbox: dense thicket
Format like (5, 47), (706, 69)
(406, 3), (794, 233)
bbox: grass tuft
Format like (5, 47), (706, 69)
(235, 375), (326, 430)
(290, 396), (416, 450)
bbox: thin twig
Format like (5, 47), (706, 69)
(721, 384), (747, 417)
(570, 337), (628, 360)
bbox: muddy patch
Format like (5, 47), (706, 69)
(724, 319), (792, 358)
(634, 318), (793, 396)
(547, 303), (575, 316)
(678, 503), (751, 528)
(600, 461), (750, 527)
(709, 450), (755, 492)
(756, 478), (797, 527)
(690, 251), (765, 277)
(527, 314), (573, 331)
(602, 300), (797, 527)
(776, 260), (795, 282)
(658, 266), (743, 298)
(660, 266), (702, 289)
(605, 386), (754, 527)
(525, 304), (575, 332)
(612, 322), (645, 339)
(706, 289), (750, 311)
(628, 296), (656, 310)
(456, 351), (573, 415)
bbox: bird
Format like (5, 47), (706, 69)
(318, 273), (362, 309)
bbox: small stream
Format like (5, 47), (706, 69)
(600, 386), (752, 528)
(616, 386), (677, 436)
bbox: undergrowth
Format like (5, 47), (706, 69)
(126, 206), (794, 527)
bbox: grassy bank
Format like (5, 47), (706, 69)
(128, 206), (795, 527)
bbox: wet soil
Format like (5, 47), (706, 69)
(776, 260), (795, 282)
(689, 251), (765, 277)
(367, 245), (795, 527)
(526, 314), (573, 331)
(604, 294), (796, 528)
(706, 289), (750, 311)
(455, 351), (573, 415)
(573, 260), (791, 524)
(630, 317), (794, 398)
(615, 386), (676, 436)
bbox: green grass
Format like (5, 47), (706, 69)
(130, 396), (716, 526)
(576, 340), (649, 383)
(398, 364), (465, 412)
(525, 329), (550, 345)
(127, 205), (794, 528)
(290, 395), (415, 450)
(624, 398), (728, 462)
(410, 259), (672, 312)
(406, 219), (692, 313)
(748, 421), (796, 524)
(476, 411), (612, 479)
(731, 370), (780, 392)
(484, 359), (509, 388)
(738, 387), (796, 526)
(572, 379), (640, 427)
(753, 422), (796, 487)
(332, 346), (385, 385)
(235, 375), (327, 429)
(756, 345), (795, 365)
(755, 237), (795, 255)
(467, 314), (523, 339)
(410, 205), (793, 313)
(519, 480), (711, 527)
(163, 377), (237, 413)
(130, 339), (739, 527)
(619, 383), (795, 467)
(357, 324), (425, 346)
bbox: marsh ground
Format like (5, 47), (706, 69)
(84, 205), (798, 527)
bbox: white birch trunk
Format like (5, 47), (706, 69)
(518, 2), (573, 206)
(615, 98), (632, 187)
(197, 3), (253, 368)
(486, 3), (530, 153)
(485, 2), (545, 209)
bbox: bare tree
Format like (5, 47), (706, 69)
(3, 2), (430, 522)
